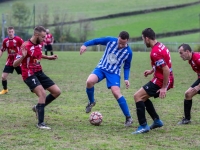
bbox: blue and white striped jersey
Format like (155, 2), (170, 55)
(84, 37), (133, 80)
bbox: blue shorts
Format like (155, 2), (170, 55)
(92, 68), (120, 89)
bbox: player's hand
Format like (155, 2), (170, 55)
(48, 54), (58, 60)
(144, 70), (153, 77)
(157, 87), (167, 99)
(80, 45), (87, 55)
(124, 80), (130, 89)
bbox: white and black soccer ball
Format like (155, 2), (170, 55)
(89, 112), (103, 126)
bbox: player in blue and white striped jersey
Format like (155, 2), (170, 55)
(80, 31), (133, 127)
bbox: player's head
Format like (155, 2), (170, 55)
(34, 26), (46, 44)
(7, 26), (15, 39)
(142, 28), (156, 48)
(178, 43), (192, 61)
(46, 29), (49, 34)
(118, 31), (129, 49)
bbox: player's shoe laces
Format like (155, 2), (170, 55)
(150, 119), (164, 130)
(124, 116), (133, 127)
(178, 118), (191, 125)
(85, 102), (96, 113)
(0, 89), (8, 95)
(132, 124), (150, 134)
(32, 105), (38, 118)
(37, 122), (51, 130)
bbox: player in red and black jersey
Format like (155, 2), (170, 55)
(132, 28), (174, 134)
(0, 26), (24, 94)
(44, 29), (54, 56)
(177, 44), (200, 125)
(13, 26), (61, 130)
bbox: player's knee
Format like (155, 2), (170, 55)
(86, 79), (95, 87)
(133, 93), (140, 102)
(2, 75), (7, 81)
(185, 91), (192, 99)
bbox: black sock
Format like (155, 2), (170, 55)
(2, 80), (7, 90)
(50, 51), (53, 55)
(45, 51), (47, 55)
(144, 99), (159, 120)
(136, 101), (147, 125)
(45, 94), (55, 107)
(36, 104), (45, 124)
(184, 99), (192, 120)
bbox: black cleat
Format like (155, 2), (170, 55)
(178, 118), (191, 125)
(85, 102), (96, 113)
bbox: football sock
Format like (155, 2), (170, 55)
(184, 99), (192, 120)
(2, 80), (7, 90)
(37, 104), (45, 124)
(117, 96), (131, 117)
(51, 51), (53, 55)
(136, 101), (147, 125)
(86, 87), (95, 104)
(45, 94), (56, 107)
(144, 99), (159, 120)
(45, 51), (47, 55)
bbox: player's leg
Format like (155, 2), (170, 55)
(178, 79), (200, 125)
(49, 45), (53, 55)
(106, 72), (133, 126)
(132, 86), (150, 134)
(24, 74), (50, 129)
(0, 66), (14, 94)
(44, 45), (48, 55)
(37, 71), (61, 107)
(85, 68), (104, 113)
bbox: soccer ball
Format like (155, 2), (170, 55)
(89, 112), (103, 126)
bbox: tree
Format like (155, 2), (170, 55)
(36, 4), (49, 27)
(12, 2), (30, 26)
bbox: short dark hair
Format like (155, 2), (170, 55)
(142, 28), (156, 40)
(178, 43), (192, 52)
(34, 26), (46, 33)
(119, 31), (129, 40)
(7, 26), (14, 30)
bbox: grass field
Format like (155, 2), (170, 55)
(0, 0), (200, 42)
(0, 51), (200, 149)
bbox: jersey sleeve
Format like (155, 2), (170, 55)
(123, 48), (133, 80)
(84, 37), (116, 46)
(152, 49), (166, 68)
(1, 39), (7, 52)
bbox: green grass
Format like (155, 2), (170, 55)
(0, 0), (198, 18)
(0, 51), (200, 149)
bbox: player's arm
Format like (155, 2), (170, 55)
(42, 54), (58, 60)
(0, 40), (6, 58)
(13, 42), (28, 67)
(162, 65), (170, 89)
(123, 50), (132, 89)
(51, 36), (54, 45)
(80, 37), (115, 55)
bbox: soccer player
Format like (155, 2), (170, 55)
(177, 44), (200, 124)
(13, 26), (61, 130)
(44, 29), (54, 56)
(80, 31), (133, 127)
(0, 26), (24, 94)
(132, 28), (174, 134)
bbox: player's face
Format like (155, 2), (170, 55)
(7, 29), (15, 39)
(117, 37), (128, 49)
(142, 35), (151, 47)
(36, 31), (46, 44)
(179, 46), (190, 61)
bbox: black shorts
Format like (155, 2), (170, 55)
(3, 65), (21, 74)
(24, 71), (55, 91)
(191, 78), (200, 94)
(44, 44), (53, 51)
(143, 81), (160, 98)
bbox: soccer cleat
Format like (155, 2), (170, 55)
(177, 118), (191, 125)
(36, 122), (51, 130)
(150, 119), (164, 130)
(0, 89), (8, 95)
(132, 124), (150, 134)
(85, 102), (96, 113)
(32, 105), (38, 118)
(124, 117), (133, 127)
